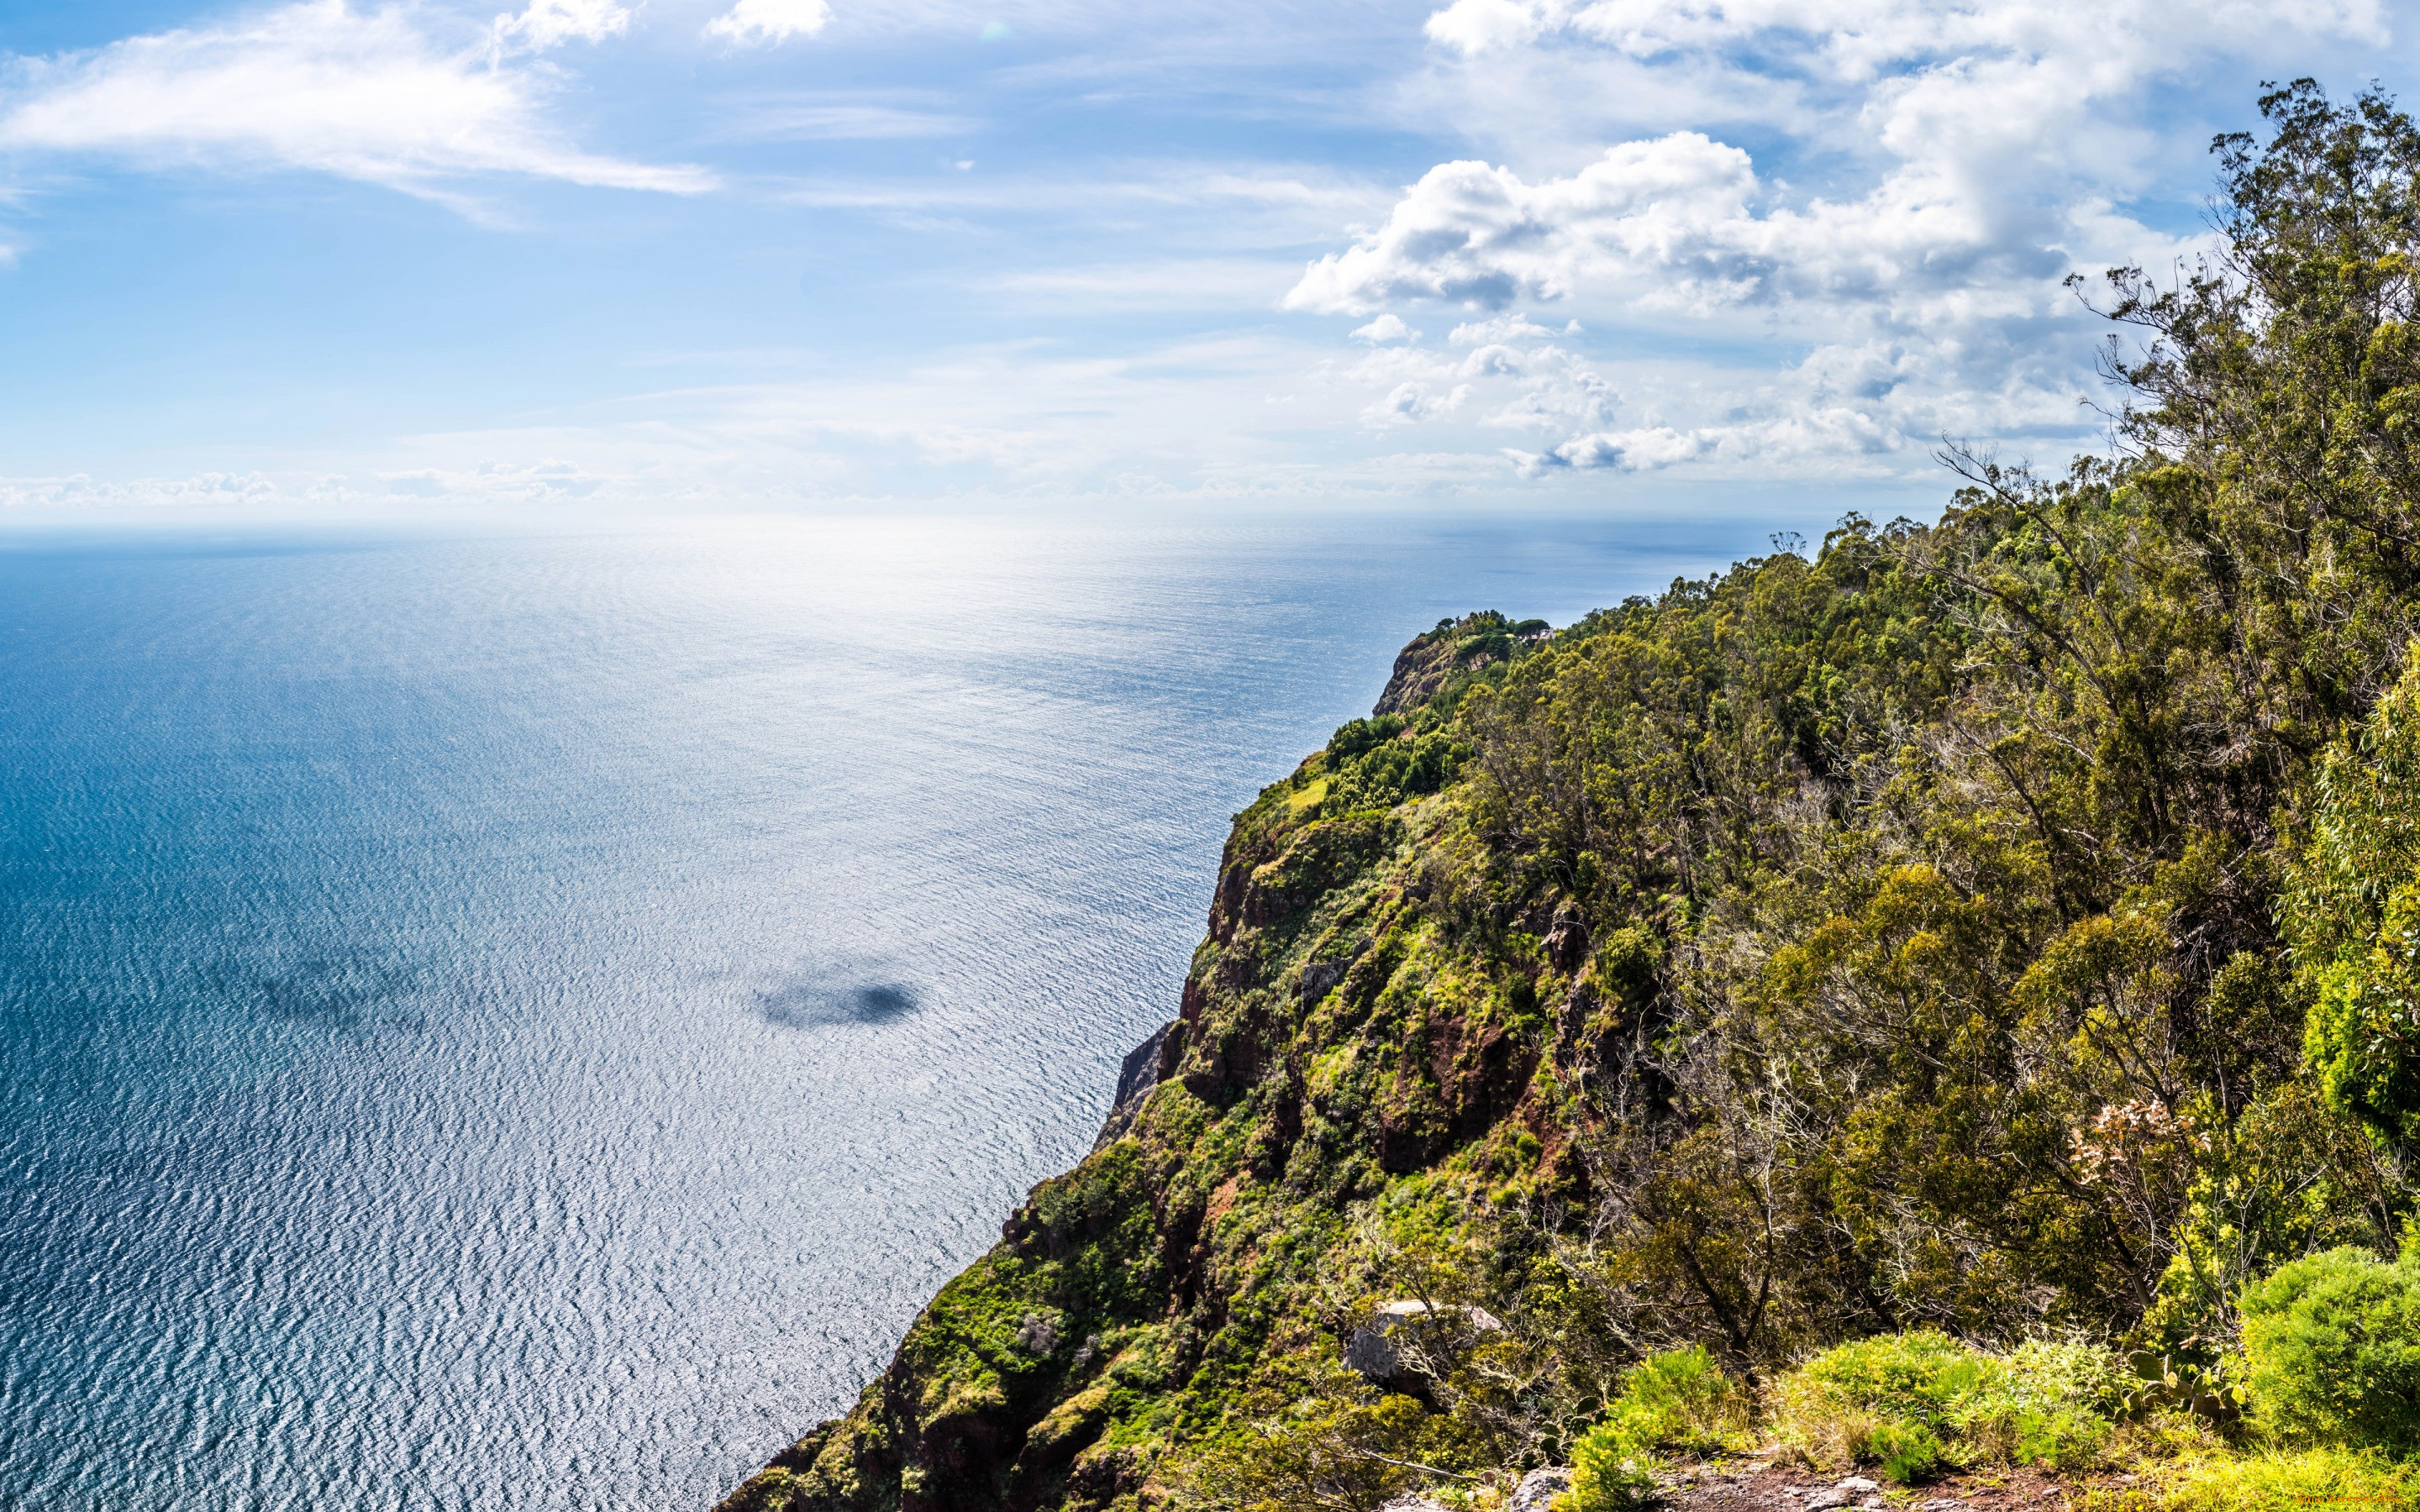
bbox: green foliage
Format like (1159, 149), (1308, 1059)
(2140, 1079), (2394, 1354)
(1596, 1347), (1749, 1457)
(2114, 1446), (2420, 1512)
(1776, 1334), (2120, 1479)
(1786, 1332), (1983, 1422)
(1564, 1422), (1659, 1512)
(1865, 1421), (1942, 1484)
(2288, 650), (2420, 1150)
(1319, 713), (1467, 815)
(2238, 1246), (2420, 1453)
(2118, 1352), (2246, 1427)
(1182, 1394), (1435, 1512)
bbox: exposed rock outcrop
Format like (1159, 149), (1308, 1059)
(1091, 1021), (1177, 1151)
(1371, 632), (1457, 717)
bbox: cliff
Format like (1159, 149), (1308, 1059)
(706, 85), (2420, 1512)
(704, 499), (2404, 1509)
(713, 612), (1596, 1512)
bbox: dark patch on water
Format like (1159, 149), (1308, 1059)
(250, 951), (421, 1022)
(756, 975), (923, 1028)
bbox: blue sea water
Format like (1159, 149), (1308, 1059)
(0, 512), (1770, 1511)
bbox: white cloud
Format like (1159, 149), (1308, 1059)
(385, 457), (613, 499)
(1424, 0), (1555, 55)
(1340, 328), (1621, 439)
(1293, 0), (2390, 478)
(1285, 126), (2051, 320)
(707, 0), (835, 45)
(1448, 314), (1564, 344)
(1418, 0), (2383, 62)
(0, 470), (288, 511)
(492, 0), (629, 52)
(1365, 381), (1472, 425)
(0, 0), (709, 201)
(313, 328), (1575, 505)
(1351, 313), (1417, 343)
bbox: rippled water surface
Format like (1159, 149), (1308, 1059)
(0, 514), (1753, 1509)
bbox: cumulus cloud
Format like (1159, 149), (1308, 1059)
(1351, 313), (1418, 343)
(1365, 381), (1472, 426)
(1449, 314), (1566, 344)
(1344, 327), (1621, 438)
(1296, 0), (2390, 478)
(1285, 119), (2075, 325)
(707, 0), (835, 45)
(0, 0), (710, 200)
(492, 0), (630, 52)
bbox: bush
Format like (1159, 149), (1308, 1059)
(1560, 1347), (1747, 1512)
(2238, 1247), (2420, 1453)
(1866, 1421), (1942, 1483)
(1789, 1331), (1982, 1421)
(1598, 1347), (1750, 1457)
(1776, 1332), (2119, 1478)
(1564, 1422), (1658, 1512)
(2121, 1447), (2420, 1512)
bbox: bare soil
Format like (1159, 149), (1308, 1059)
(1663, 1460), (2139, 1512)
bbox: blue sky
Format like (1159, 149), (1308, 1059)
(0, 0), (2409, 516)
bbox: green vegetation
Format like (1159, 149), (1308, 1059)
(1597, 1348), (1751, 1463)
(1564, 1425), (1657, 1512)
(1775, 1335), (2121, 1478)
(717, 81), (2420, 1512)
(2287, 655), (2420, 1152)
(1565, 1348), (1750, 1511)
(2239, 1248), (2420, 1453)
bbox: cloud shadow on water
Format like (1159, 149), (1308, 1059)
(246, 949), (422, 1023)
(756, 974), (924, 1029)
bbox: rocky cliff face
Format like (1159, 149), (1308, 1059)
(715, 623), (1587, 1512)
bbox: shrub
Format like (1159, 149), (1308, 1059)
(1989, 1341), (2125, 1467)
(1597, 1346), (1750, 1457)
(1776, 1332), (2120, 1478)
(1790, 1331), (1983, 1420)
(2286, 648), (2420, 1152)
(1779, 1331), (1984, 1477)
(2121, 1446), (2419, 1512)
(2006, 1339), (2130, 1417)
(1564, 1422), (1659, 1512)
(1866, 1421), (1942, 1483)
(2238, 1247), (2420, 1453)
(1560, 1347), (1748, 1512)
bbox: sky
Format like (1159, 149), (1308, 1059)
(0, 0), (2409, 517)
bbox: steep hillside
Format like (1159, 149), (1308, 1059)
(717, 611), (1591, 1512)
(714, 81), (2420, 1512)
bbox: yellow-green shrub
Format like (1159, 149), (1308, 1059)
(2127, 1447), (2419, 1512)
(1597, 1347), (1750, 1457)
(2239, 1247), (2420, 1453)
(1560, 1347), (1749, 1512)
(1776, 1332), (2120, 1480)
(1563, 1427), (1658, 1512)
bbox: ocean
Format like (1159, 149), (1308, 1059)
(0, 512), (1766, 1510)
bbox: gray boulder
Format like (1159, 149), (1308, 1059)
(1507, 1466), (1571, 1511)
